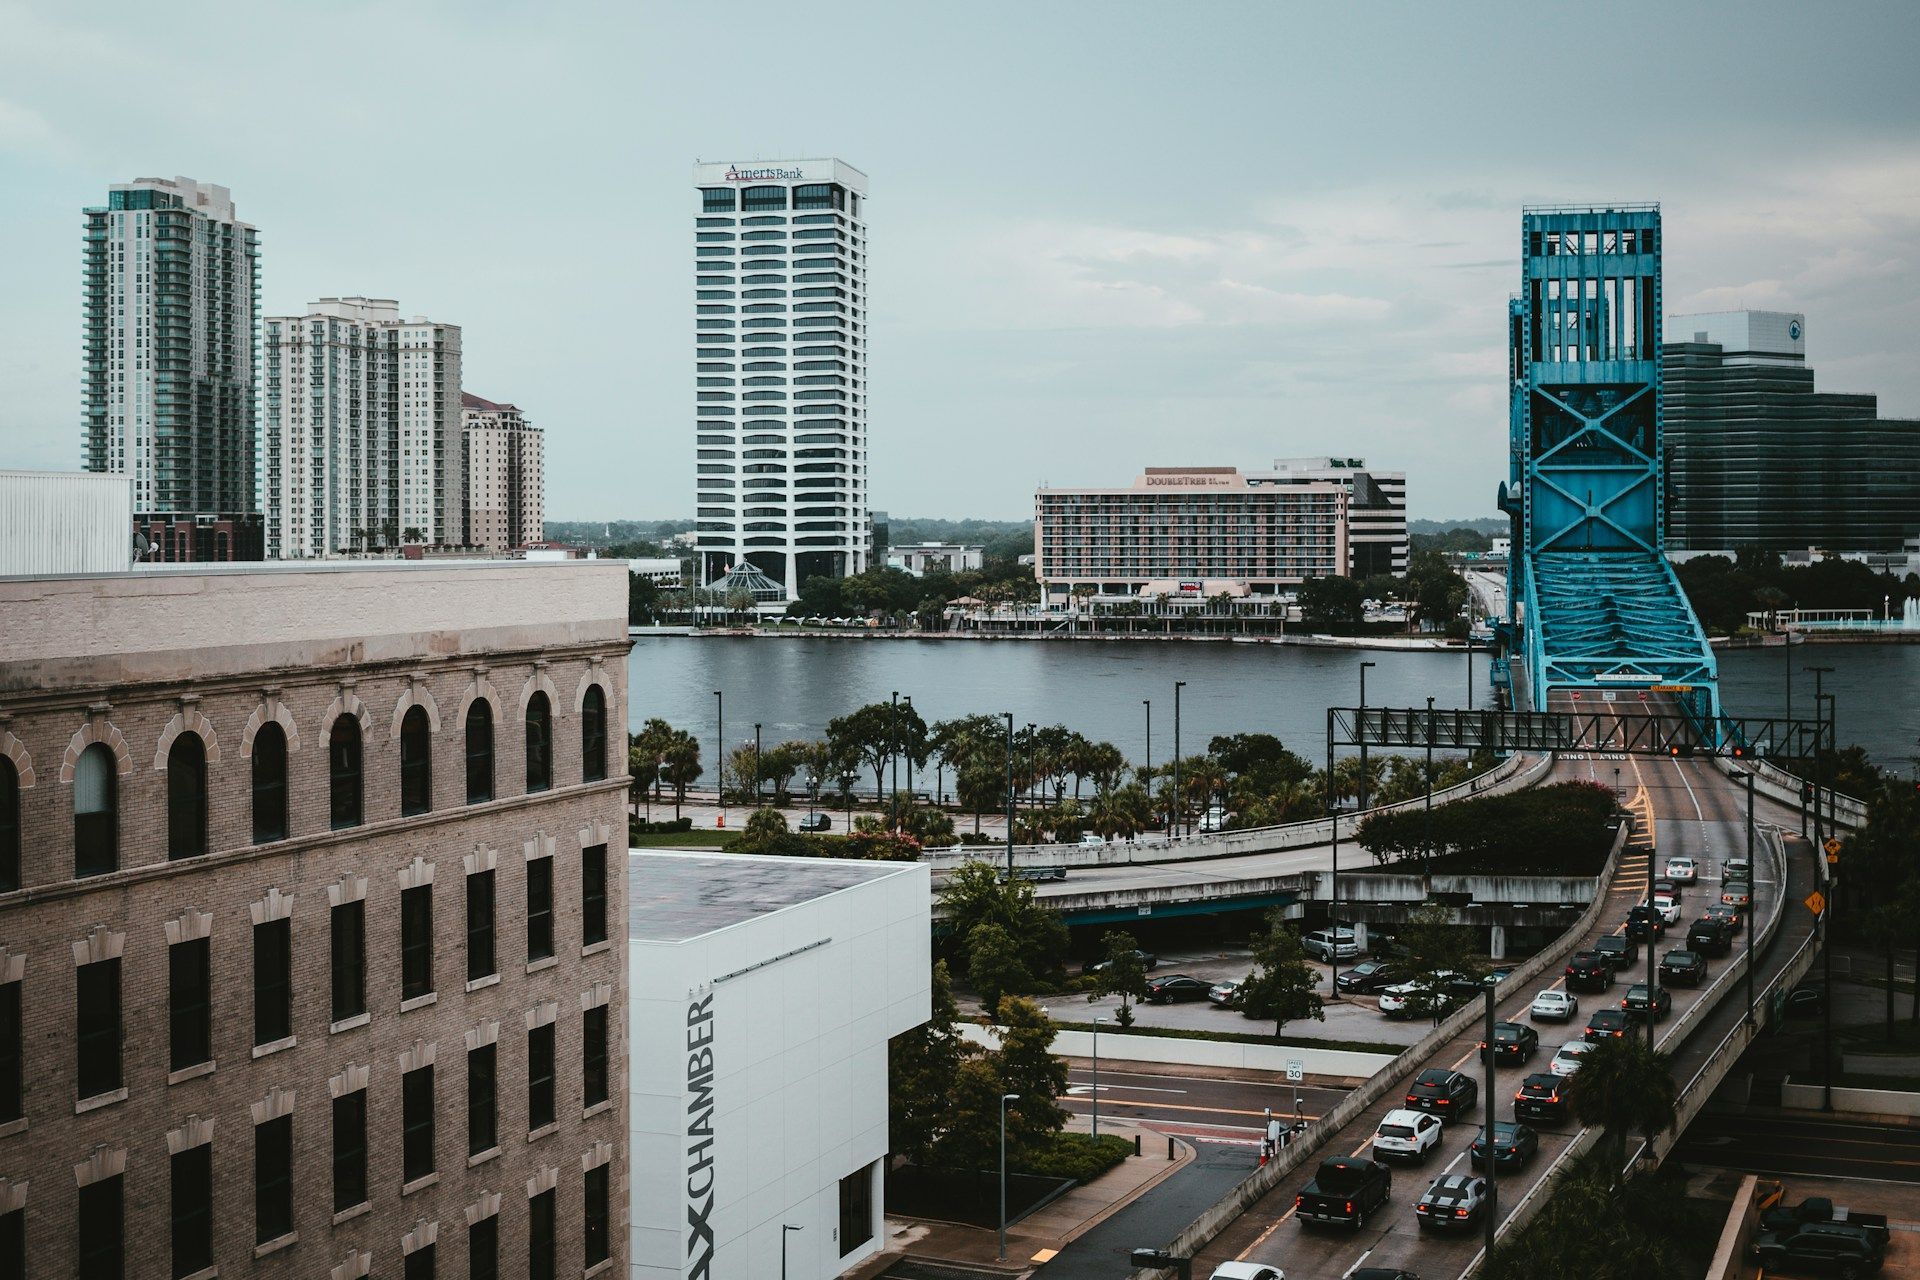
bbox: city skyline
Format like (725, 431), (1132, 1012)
(0, 1), (1917, 523)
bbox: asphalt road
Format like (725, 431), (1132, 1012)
(1676, 1112), (1920, 1185)
(1061, 1064), (1351, 1149)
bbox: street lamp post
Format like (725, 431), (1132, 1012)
(713, 690), (724, 828)
(999, 1093), (1021, 1261)
(904, 695), (915, 811)
(754, 722), (763, 809)
(1467, 636), (1476, 711)
(1172, 681), (1186, 838)
(1003, 712), (1015, 874)
(1358, 661), (1376, 813)
(1142, 699), (1152, 821)
(1745, 769), (1756, 1026)
(1805, 667), (1834, 1111)
(1327, 705), (1342, 992)
(780, 1224), (802, 1280)
(1092, 1015), (1109, 1138)
(1423, 696), (1436, 876)
(890, 691), (901, 814)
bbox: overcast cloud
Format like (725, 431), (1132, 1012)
(0, 0), (1915, 520)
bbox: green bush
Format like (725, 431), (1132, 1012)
(1016, 1132), (1132, 1183)
(1355, 781), (1617, 875)
(632, 817), (694, 835)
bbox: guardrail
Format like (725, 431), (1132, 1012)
(1125, 817), (1631, 1279)
(1723, 758), (1867, 832)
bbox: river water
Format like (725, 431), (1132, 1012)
(627, 636), (1920, 776)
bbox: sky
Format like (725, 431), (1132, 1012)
(1, 1), (1916, 522)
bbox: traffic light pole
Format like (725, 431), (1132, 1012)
(1483, 982), (1497, 1259)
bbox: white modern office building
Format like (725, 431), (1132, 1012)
(261, 297), (465, 557)
(628, 851), (929, 1280)
(692, 158), (870, 600)
(886, 542), (985, 576)
(1259, 457), (1408, 576)
(82, 176), (259, 519)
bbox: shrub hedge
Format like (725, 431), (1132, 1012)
(1354, 780), (1618, 876)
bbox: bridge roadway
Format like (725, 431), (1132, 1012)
(1188, 753), (1815, 1280)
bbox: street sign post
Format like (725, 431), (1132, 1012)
(1805, 890), (1827, 917)
(1285, 1059), (1305, 1083)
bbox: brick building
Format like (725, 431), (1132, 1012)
(0, 560), (630, 1279)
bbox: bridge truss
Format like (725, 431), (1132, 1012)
(1328, 706), (1831, 758)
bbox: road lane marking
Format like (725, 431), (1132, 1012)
(1064, 1082), (1190, 1095)
(1059, 1098), (1323, 1122)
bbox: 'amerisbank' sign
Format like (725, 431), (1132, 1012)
(725, 164), (805, 182)
(685, 993), (717, 1278)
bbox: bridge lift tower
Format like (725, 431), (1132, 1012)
(1499, 205), (1721, 725)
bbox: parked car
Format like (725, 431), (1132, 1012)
(1585, 1008), (1631, 1042)
(1378, 974), (1462, 1019)
(1207, 979), (1243, 1008)
(1144, 974), (1212, 1004)
(1660, 949), (1707, 986)
(1752, 1221), (1885, 1277)
(1469, 1121), (1539, 1171)
(1405, 1067), (1478, 1115)
(1481, 966), (1516, 989)
(1663, 855), (1698, 883)
(1549, 1040), (1594, 1077)
(1078, 832), (1106, 846)
(1688, 917), (1735, 956)
(1624, 906), (1667, 942)
(1415, 1174), (1490, 1231)
(1082, 949), (1157, 975)
(1594, 934), (1639, 969)
(1787, 982), (1828, 1017)
(1479, 1021), (1540, 1066)
(1721, 880), (1753, 908)
(1512, 1072), (1570, 1124)
(1531, 989), (1580, 1022)
(1565, 952), (1614, 992)
(1652, 892), (1680, 924)
(1622, 983), (1673, 1022)
(1705, 903), (1745, 935)
(1294, 1156), (1392, 1229)
(797, 812), (832, 832)
(1198, 805), (1229, 833)
(1303, 928), (1361, 962)
(1761, 1197), (1890, 1248)
(1335, 960), (1405, 995)
(1372, 1108), (1444, 1164)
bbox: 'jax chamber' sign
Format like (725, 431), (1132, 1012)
(685, 993), (717, 1278)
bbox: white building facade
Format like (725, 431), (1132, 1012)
(887, 542), (984, 576)
(1259, 457), (1408, 577)
(462, 392), (545, 552)
(628, 851), (930, 1280)
(692, 158), (870, 600)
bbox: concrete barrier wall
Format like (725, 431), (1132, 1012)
(1779, 1082), (1920, 1118)
(1705, 1174), (1762, 1280)
(1724, 758), (1867, 832)
(957, 1022), (1395, 1082)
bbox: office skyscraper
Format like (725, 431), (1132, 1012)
(692, 158), (869, 598)
(82, 176), (259, 520)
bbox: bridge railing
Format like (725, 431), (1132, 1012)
(1722, 757), (1868, 831)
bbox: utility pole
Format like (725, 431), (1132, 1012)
(1172, 680), (1186, 837)
(1745, 769), (1756, 1026)
(754, 722), (763, 809)
(1483, 982), (1497, 1260)
(1358, 661), (1376, 813)
(1142, 699), (1152, 825)
(1327, 704), (1341, 992)
(890, 690), (901, 814)
(1424, 695), (1436, 880)
(1806, 668), (1833, 1111)
(1003, 712), (1015, 875)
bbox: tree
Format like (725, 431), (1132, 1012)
(1238, 910), (1324, 1040)
(1087, 930), (1150, 1027)
(938, 861), (1070, 997)
(993, 995), (1070, 1153)
(1299, 575), (1364, 630)
(888, 960), (971, 1167)
(828, 701), (929, 802)
(629, 719), (674, 820)
(1398, 901), (1479, 1022)
(659, 729), (702, 817)
(931, 1056), (1009, 1176)
(627, 571), (661, 625)
(966, 922), (1030, 1013)
(1564, 1034), (1676, 1185)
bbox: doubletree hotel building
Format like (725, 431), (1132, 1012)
(692, 158), (870, 600)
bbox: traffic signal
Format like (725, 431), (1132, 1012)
(1729, 745), (1747, 758)
(1801, 781), (1815, 801)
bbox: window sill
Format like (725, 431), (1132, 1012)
(75, 1086), (127, 1115)
(399, 992), (438, 1013)
(402, 1172), (440, 1196)
(251, 1034), (297, 1060)
(253, 1231), (298, 1260)
(465, 973), (501, 993)
(332, 1202), (371, 1227)
(525, 956), (558, 974)
(527, 1121), (559, 1144)
(580, 939), (611, 958)
(0, 1117), (25, 1141)
(467, 1146), (501, 1169)
(179, 1266), (218, 1280)
(168, 1060), (216, 1086)
(582, 1100), (612, 1121)
(330, 1012), (371, 1035)
(585, 1260), (613, 1278)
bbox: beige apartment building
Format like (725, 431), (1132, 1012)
(462, 394), (545, 554)
(0, 560), (629, 1279)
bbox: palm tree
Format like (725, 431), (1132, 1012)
(1564, 1034), (1676, 1184)
(629, 719), (674, 820)
(660, 730), (703, 818)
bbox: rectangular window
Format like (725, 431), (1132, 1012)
(0, 983), (19, 1123)
(254, 1114), (293, 1244)
(468, 1042), (497, 1156)
(839, 1165), (874, 1255)
(467, 869), (495, 982)
(526, 859), (553, 963)
(333, 1088), (368, 1212)
(581, 843), (607, 947)
(331, 899), (366, 1022)
(583, 1004), (609, 1110)
(528, 1023), (555, 1132)
(168, 938), (211, 1071)
(0, 1207), (21, 1280)
(253, 917), (292, 1046)
(170, 1144), (213, 1278)
(528, 1188), (556, 1280)
(468, 1216), (498, 1280)
(77, 1174), (123, 1280)
(76, 958), (121, 1099)
(403, 1064), (435, 1183)
(405, 1244), (436, 1280)
(585, 1163), (611, 1267)
(402, 884), (433, 1001)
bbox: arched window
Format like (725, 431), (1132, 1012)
(74, 743), (117, 877)
(329, 717), (363, 830)
(524, 692), (552, 794)
(167, 734), (208, 860)
(400, 705), (432, 816)
(466, 700), (495, 804)
(0, 756), (18, 892)
(252, 722), (289, 844)
(581, 686), (608, 784)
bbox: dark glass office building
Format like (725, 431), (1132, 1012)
(1664, 311), (1920, 552)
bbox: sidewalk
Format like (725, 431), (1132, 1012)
(848, 1116), (1192, 1278)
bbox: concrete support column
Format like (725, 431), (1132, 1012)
(1490, 924), (1508, 961)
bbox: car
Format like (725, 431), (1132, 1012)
(1787, 982), (1828, 1017)
(1653, 876), (1683, 898)
(1294, 1156), (1393, 1229)
(1078, 832), (1105, 846)
(1207, 1266), (1285, 1280)
(1348, 1272), (1419, 1280)
(1722, 856), (1752, 882)
(1415, 1174), (1490, 1231)
(1664, 855), (1698, 883)
(1303, 928), (1361, 962)
(1082, 948), (1157, 975)
(1564, 952), (1614, 992)
(1378, 974), (1462, 1019)
(1198, 805), (1229, 833)
(1469, 1121), (1539, 1170)
(1594, 934), (1639, 969)
(797, 811), (832, 832)
(1752, 1221), (1885, 1277)
(1481, 966), (1516, 989)
(1405, 1067), (1478, 1115)
(1687, 917), (1734, 956)
(1512, 1072), (1570, 1123)
(1335, 960), (1405, 995)
(1660, 949), (1707, 987)
(1622, 983), (1673, 1022)
(1372, 1108), (1444, 1164)
(1549, 1040), (1594, 1077)
(1705, 903), (1744, 935)
(1207, 979), (1243, 1008)
(1479, 1021), (1540, 1066)
(1624, 906), (1667, 942)
(1652, 892), (1680, 924)
(1144, 974), (1211, 1004)
(1721, 880), (1752, 908)
(1531, 989), (1580, 1022)
(1585, 1007), (1631, 1041)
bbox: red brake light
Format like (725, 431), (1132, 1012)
(1457, 1207), (1471, 1218)
(1345, 1201), (1354, 1215)
(1295, 1195), (1303, 1208)
(1513, 1090), (1524, 1100)
(1406, 1095), (1417, 1104)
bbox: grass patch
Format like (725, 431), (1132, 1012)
(1053, 1019), (1401, 1057)
(629, 830), (735, 849)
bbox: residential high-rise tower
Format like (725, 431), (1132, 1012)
(692, 159), (869, 599)
(463, 392), (545, 552)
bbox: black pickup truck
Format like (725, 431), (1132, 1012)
(1294, 1156), (1392, 1229)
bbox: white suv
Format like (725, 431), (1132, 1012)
(1373, 1108), (1443, 1163)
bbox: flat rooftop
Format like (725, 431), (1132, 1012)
(627, 850), (910, 943)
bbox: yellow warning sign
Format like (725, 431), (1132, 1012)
(1805, 890), (1827, 917)
(1824, 837), (1843, 856)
